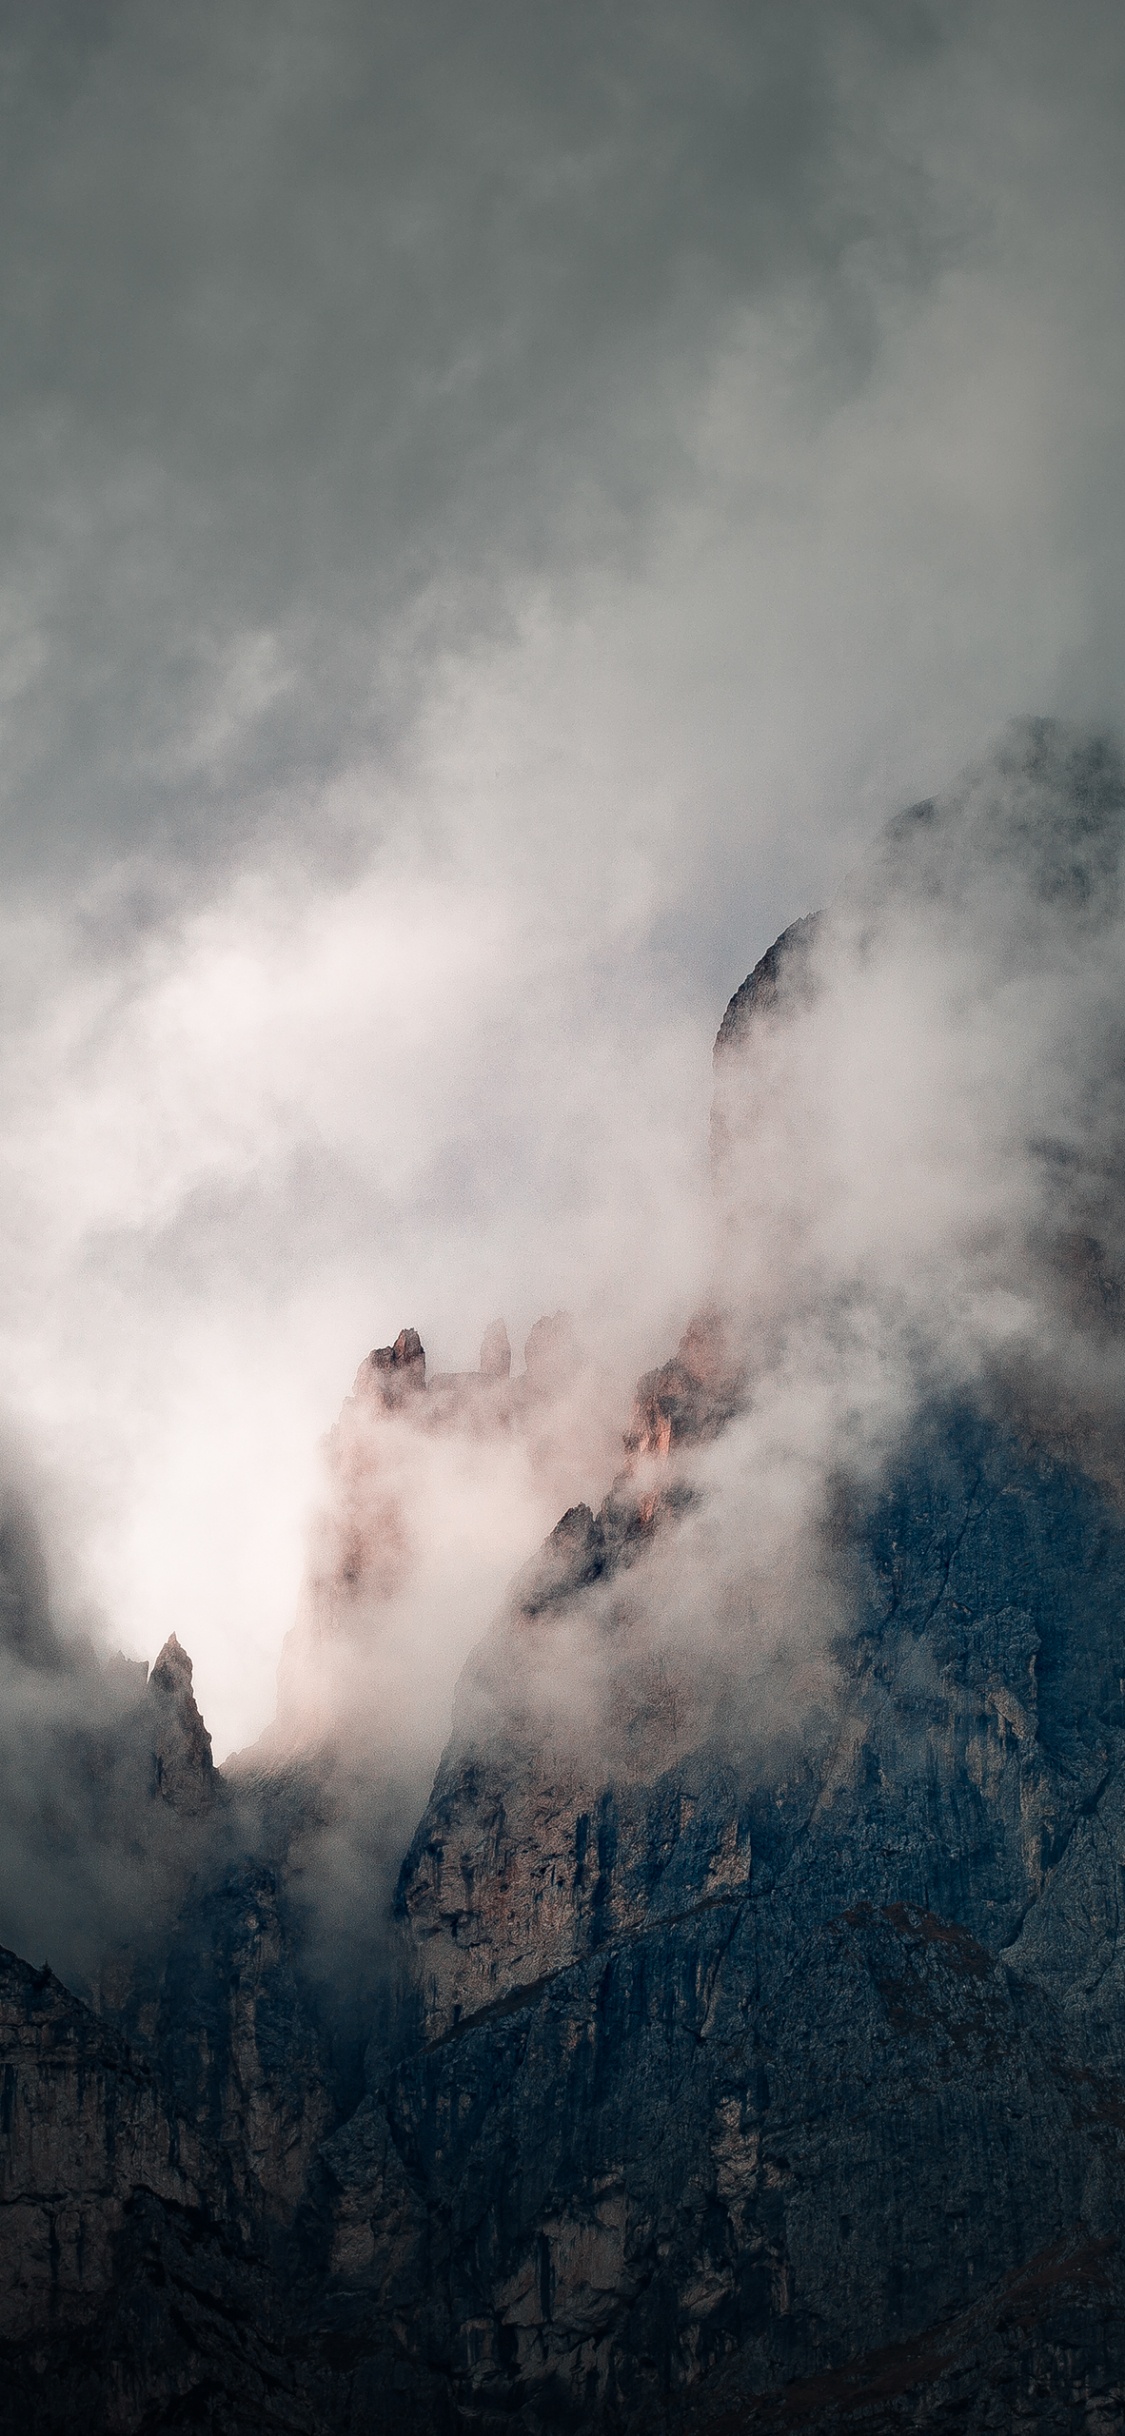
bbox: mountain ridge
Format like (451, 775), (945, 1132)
(4, 722), (1125, 2429)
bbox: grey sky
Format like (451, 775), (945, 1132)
(0, 0), (1123, 1749)
(0, 4), (1083, 878)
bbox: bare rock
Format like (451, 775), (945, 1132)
(147, 1631), (215, 1815)
(0, 1944), (203, 2344)
(362, 1326), (427, 1408)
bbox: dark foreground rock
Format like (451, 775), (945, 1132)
(0, 1944), (326, 2435)
(328, 1407), (1125, 2433)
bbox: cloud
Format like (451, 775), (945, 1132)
(0, 2), (1121, 1776)
(612, 721), (1125, 1735)
(296, 724), (1125, 1814)
(0, 834), (713, 1751)
(0, 0), (951, 873)
(1, 0), (1121, 894)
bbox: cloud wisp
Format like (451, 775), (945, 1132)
(0, 3), (1123, 1789)
(433, 723), (1125, 1786)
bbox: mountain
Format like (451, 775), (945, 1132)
(4, 720), (1125, 2431)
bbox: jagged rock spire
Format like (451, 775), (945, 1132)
(148, 1633), (214, 1814)
(361, 1325), (426, 1408)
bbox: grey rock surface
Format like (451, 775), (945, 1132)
(354, 1404), (1125, 2431)
(7, 725), (1125, 2429)
(7, 1370), (1125, 2436)
(6, 1390), (1111, 2432)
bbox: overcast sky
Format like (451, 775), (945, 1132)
(1, 0), (1124, 1752)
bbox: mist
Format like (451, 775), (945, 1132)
(0, 0), (1123, 1778)
(658, 723), (1125, 1716)
(392, 721), (1122, 1823)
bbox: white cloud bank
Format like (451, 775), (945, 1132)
(0, 4), (1123, 1754)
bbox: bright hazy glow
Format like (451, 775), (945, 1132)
(1, 2), (1124, 1753)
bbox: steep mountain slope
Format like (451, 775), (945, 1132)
(328, 1405), (1125, 2431)
(3, 722), (1125, 2431)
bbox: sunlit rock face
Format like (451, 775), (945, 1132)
(396, 1318), (752, 2045)
(269, 1304), (609, 1757)
(6, 726), (1125, 2431)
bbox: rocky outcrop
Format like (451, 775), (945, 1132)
(147, 1631), (216, 1815)
(0, 1943), (204, 2341)
(8, 726), (1125, 2428)
(10, 1384), (1125, 2434)
(11, 1392), (1125, 2430)
(354, 1403), (1125, 2430)
(711, 914), (822, 1190)
(0, 1942), (332, 2436)
(624, 1310), (741, 1464)
(273, 1307), (607, 1743)
(365, 1324), (428, 1408)
(0, 1606), (223, 2004)
(713, 912), (823, 1061)
(398, 1734), (755, 2043)
(116, 1850), (340, 2220)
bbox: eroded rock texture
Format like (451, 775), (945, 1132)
(0, 1943), (324, 2435)
(9, 1383), (1125, 2429)
(345, 1407), (1125, 2432)
(8, 731), (1125, 2431)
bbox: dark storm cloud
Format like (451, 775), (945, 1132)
(0, 0), (961, 876)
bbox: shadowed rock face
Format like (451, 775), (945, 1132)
(0, 1603), (222, 2003)
(11, 1396), (1125, 2434)
(14, 1357), (1125, 2430)
(711, 915), (822, 1192)
(147, 1632), (216, 1815)
(0, 1944), (330, 2436)
(365, 1404), (1125, 2433)
(8, 729), (1125, 2430)
(0, 1945), (205, 2342)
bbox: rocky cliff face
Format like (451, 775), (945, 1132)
(0, 1942), (330, 2435)
(341, 1402), (1125, 2433)
(11, 1386), (1125, 2434)
(5, 725), (1125, 2432)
